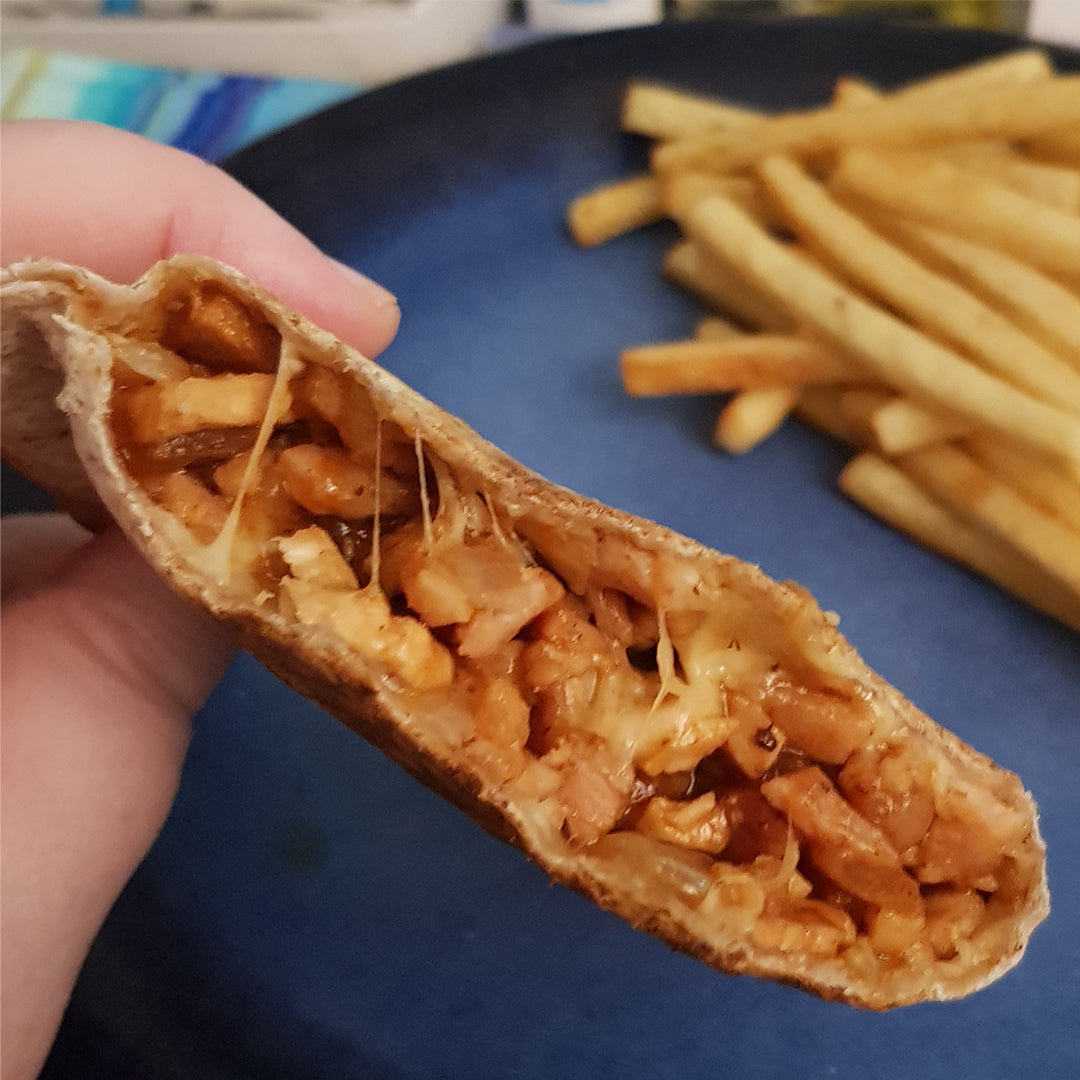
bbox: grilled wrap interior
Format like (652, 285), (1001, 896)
(0, 256), (1049, 1010)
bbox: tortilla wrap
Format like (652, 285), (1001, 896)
(0, 256), (1049, 1009)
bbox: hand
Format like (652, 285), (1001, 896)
(0, 119), (400, 1080)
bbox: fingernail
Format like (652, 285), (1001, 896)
(333, 258), (397, 308)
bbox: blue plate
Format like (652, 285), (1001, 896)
(41, 14), (1080, 1079)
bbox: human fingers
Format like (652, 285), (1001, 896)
(0, 522), (235, 1080)
(0, 119), (400, 358)
(0, 512), (90, 601)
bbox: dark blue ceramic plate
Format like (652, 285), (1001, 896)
(42, 15), (1080, 1080)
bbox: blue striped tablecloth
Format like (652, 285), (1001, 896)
(1, 46), (360, 159)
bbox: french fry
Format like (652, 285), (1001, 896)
(662, 172), (784, 231)
(621, 82), (761, 140)
(896, 443), (1080, 595)
(1022, 126), (1080, 168)
(930, 141), (1013, 163)
(757, 154), (1080, 413)
(794, 385), (874, 449)
(829, 148), (1080, 279)
(865, 217), (1080, 369)
(827, 78), (1075, 212)
(567, 174), (665, 247)
(830, 48), (1052, 109)
(864, 395), (973, 455)
(827, 74), (1077, 214)
(660, 172), (752, 212)
(836, 388), (972, 455)
(676, 191), (1080, 476)
(569, 51), (1080, 630)
(830, 76), (882, 109)
(935, 147), (1080, 214)
(662, 240), (793, 331)
(962, 433), (1080, 535)
(652, 75), (1080, 174)
(839, 452), (1080, 632)
(836, 388), (969, 455)
(713, 387), (798, 453)
(836, 387), (893, 434)
(694, 315), (741, 341)
(620, 335), (852, 397)
(887, 48), (1053, 99)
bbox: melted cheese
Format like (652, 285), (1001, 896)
(197, 339), (302, 584)
(651, 607), (682, 712)
(416, 430), (434, 550)
(370, 417), (384, 591)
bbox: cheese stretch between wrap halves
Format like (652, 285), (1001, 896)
(0, 256), (1049, 1009)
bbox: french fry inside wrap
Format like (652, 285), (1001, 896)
(0, 256), (1048, 1010)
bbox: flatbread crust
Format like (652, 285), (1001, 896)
(1, 256), (1049, 1009)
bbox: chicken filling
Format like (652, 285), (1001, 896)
(107, 277), (1036, 971)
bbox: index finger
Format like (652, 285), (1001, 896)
(0, 119), (400, 358)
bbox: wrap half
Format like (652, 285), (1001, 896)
(0, 256), (1049, 1009)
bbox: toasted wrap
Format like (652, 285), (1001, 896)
(0, 256), (1049, 1009)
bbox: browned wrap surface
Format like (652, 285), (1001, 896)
(0, 256), (1049, 1009)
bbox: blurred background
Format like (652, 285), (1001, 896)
(5, 6), (1079, 1080)
(2, 0), (1077, 163)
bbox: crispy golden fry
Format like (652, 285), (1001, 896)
(928, 140), (1012, 162)
(709, 176), (763, 211)
(829, 149), (1080, 279)
(652, 75), (1080, 174)
(825, 78), (1077, 211)
(620, 335), (852, 397)
(713, 387), (798, 453)
(662, 172), (783, 230)
(827, 75), (1078, 213)
(837, 388), (973, 456)
(662, 240), (793, 332)
(935, 146), (1080, 214)
(864, 217), (1080, 369)
(825, 76), (1071, 214)
(676, 192), (1080, 476)
(569, 50), (1080, 630)
(839, 453), (1080, 632)
(831, 48), (1052, 110)
(897, 443), (1080, 595)
(1022, 126), (1080, 168)
(830, 77), (881, 108)
(567, 174), (665, 247)
(694, 315), (741, 341)
(758, 155), (1080, 413)
(661, 172), (738, 218)
(621, 81), (761, 140)
(794, 386), (874, 449)
(962, 434), (1080, 535)
(864, 395), (973, 455)
(889, 48), (1053, 98)
(834, 387), (892, 433)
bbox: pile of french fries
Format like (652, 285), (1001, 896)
(567, 48), (1080, 632)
